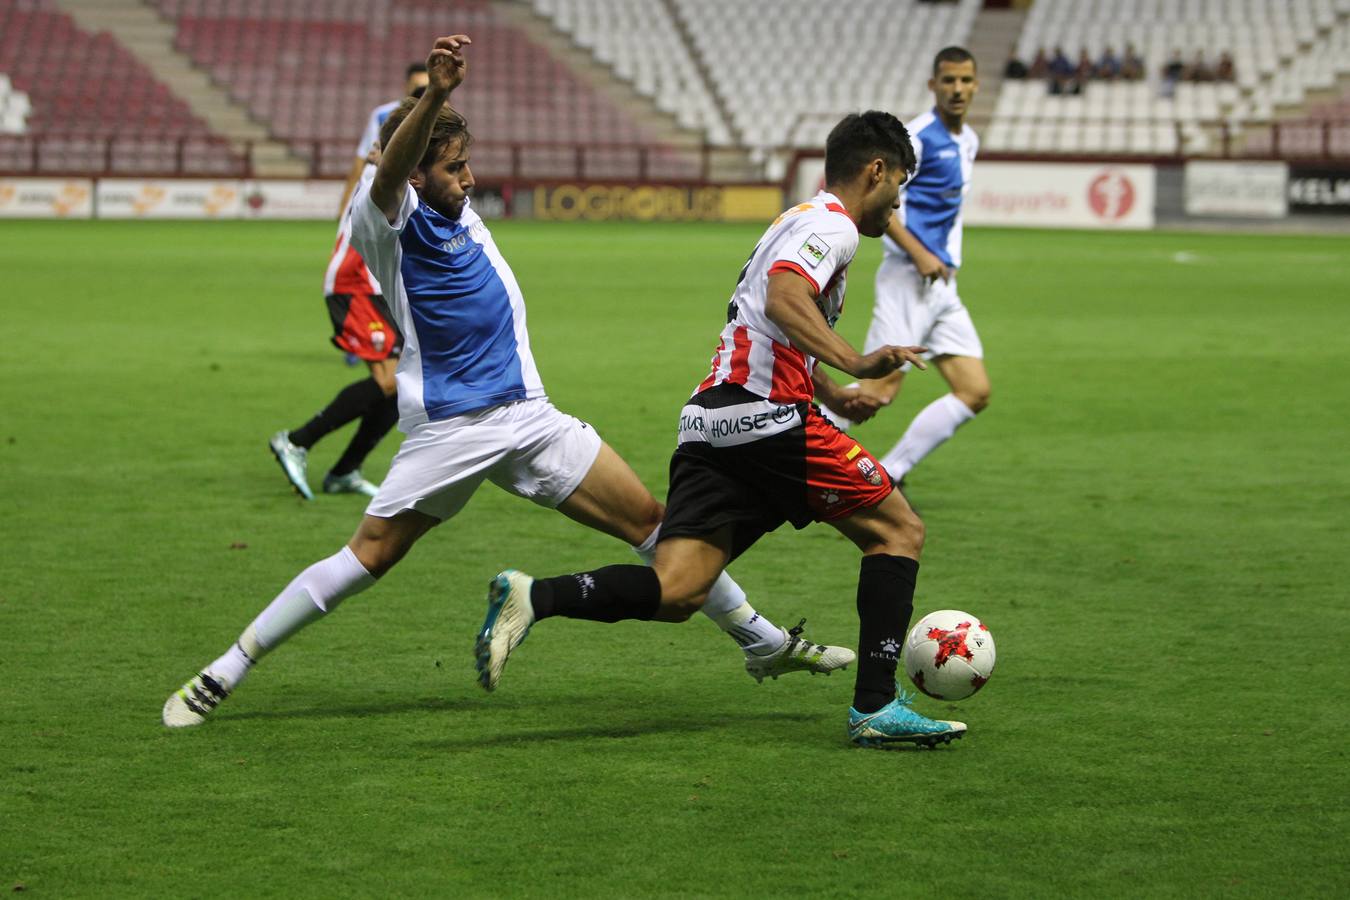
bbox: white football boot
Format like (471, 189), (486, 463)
(744, 618), (856, 683)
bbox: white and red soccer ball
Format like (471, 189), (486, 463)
(903, 610), (996, 701)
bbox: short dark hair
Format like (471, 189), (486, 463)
(933, 46), (976, 75)
(824, 111), (915, 186)
(378, 97), (472, 170)
(405, 62), (428, 78)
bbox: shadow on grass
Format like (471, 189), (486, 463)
(220, 694), (478, 723)
(409, 709), (828, 749)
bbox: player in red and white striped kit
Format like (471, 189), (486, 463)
(479, 112), (967, 748)
(267, 162), (404, 501)
(266, 69), (430, 501)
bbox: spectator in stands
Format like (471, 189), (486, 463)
(1028, 48), (1049, 80)
(1003, 48), (1028, 80)
(1215, 51), (1235, 82)
(1048, 45), (1075, 95)
(338, 62), (430, 218)
(1097, 46), (1121, 81)
(1121, 44), (1145, 81)
(1160, 49), (1185, 97)
(1073, 49), (1094, 89)
(1189, 51), (1214, 83)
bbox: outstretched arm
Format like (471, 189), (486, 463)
(764, 271), (926, 380)
(369, 34), (470, 223)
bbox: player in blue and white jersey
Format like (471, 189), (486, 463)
(824, 47), (991, 486)
(162, 35), (852, 727)
(336, 62), (429, 219)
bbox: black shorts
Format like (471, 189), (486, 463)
(325, 292), (404, 361)
(660, 384), (893, 561)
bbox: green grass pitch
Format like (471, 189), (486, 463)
(1, 217), (1347, 897)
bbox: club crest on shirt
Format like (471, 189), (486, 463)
(856, 456), (883, 486)
(798, 233), (830, 268)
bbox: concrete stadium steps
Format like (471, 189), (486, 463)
(965, 6), (1029, 135)
(502, 0), (759, 181)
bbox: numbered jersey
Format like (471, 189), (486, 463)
(694, 191), (859, 404)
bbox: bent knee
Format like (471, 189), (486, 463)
(651, 566), (711, 622)
(349, 542), (398, 578)
(899, 507), (926, 552)
(957, 385), (990, 413)
(657, 591), (708, 622)
(874, 503), (925, 558)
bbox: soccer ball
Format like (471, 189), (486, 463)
(903, 609), (996, 701)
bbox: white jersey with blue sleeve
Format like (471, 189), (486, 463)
(882, 109), (978, 269)
(350, 184), (545, 431)
(355, 100), (400, 158)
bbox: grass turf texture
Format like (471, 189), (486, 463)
(1, 219), (1347, 897)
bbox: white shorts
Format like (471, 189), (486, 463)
(365, 398), (603, 522)
(864, 255), (983, 370)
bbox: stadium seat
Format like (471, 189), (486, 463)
(155, 0), (687, 179)
(990, 0), (1349, 157)
(0, 1), (229, 172)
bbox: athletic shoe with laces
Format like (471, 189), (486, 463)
(323, 470), (380, 497)
(474, 570), (536, 692)
(848, 690), (966, 748)
(268, 431), (313, 500)
(162, 672), (232, 728)
(745, 618), (856, 683)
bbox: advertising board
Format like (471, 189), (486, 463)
(0, 178), (94, 218)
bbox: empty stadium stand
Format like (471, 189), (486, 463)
(0, 0), (243, 174)
(156, 0), (702, 179)
(529, 0), (983, 152)
(1, 0), (1347, 179)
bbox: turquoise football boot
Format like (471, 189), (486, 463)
(848, 690), (966, 748)
(475, 570), (536, 692)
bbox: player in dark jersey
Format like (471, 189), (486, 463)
(479, 111), (967, 748)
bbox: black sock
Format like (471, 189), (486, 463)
(289, 378), (385, 449)
(530, 565), (661, 623)
(852, 554), (919, 714)
(330, 393), (398, 476)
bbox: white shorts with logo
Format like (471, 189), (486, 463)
(365, 398), (603, 522)
(865, 254), (983, 370)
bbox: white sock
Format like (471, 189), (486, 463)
(706, 602), (785, 656)
(205, 546), (375, 689)
(879, 393), (975, 480)
(632, 525), (784, 655)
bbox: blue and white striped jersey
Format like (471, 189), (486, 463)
(882, 109), (979, 269)
(350, 185), (545, 430)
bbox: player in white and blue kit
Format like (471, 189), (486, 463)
(825, 47), (990, 485)
(162, 35), (852, 727)
(335, 62), (429, 219)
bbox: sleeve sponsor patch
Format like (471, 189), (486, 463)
(798, 233), (831, 268)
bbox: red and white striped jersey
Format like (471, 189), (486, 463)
(323, 164), (382, 297)
(695, 191), (858, 404)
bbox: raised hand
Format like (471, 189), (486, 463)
(427, 34), (471, 93)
